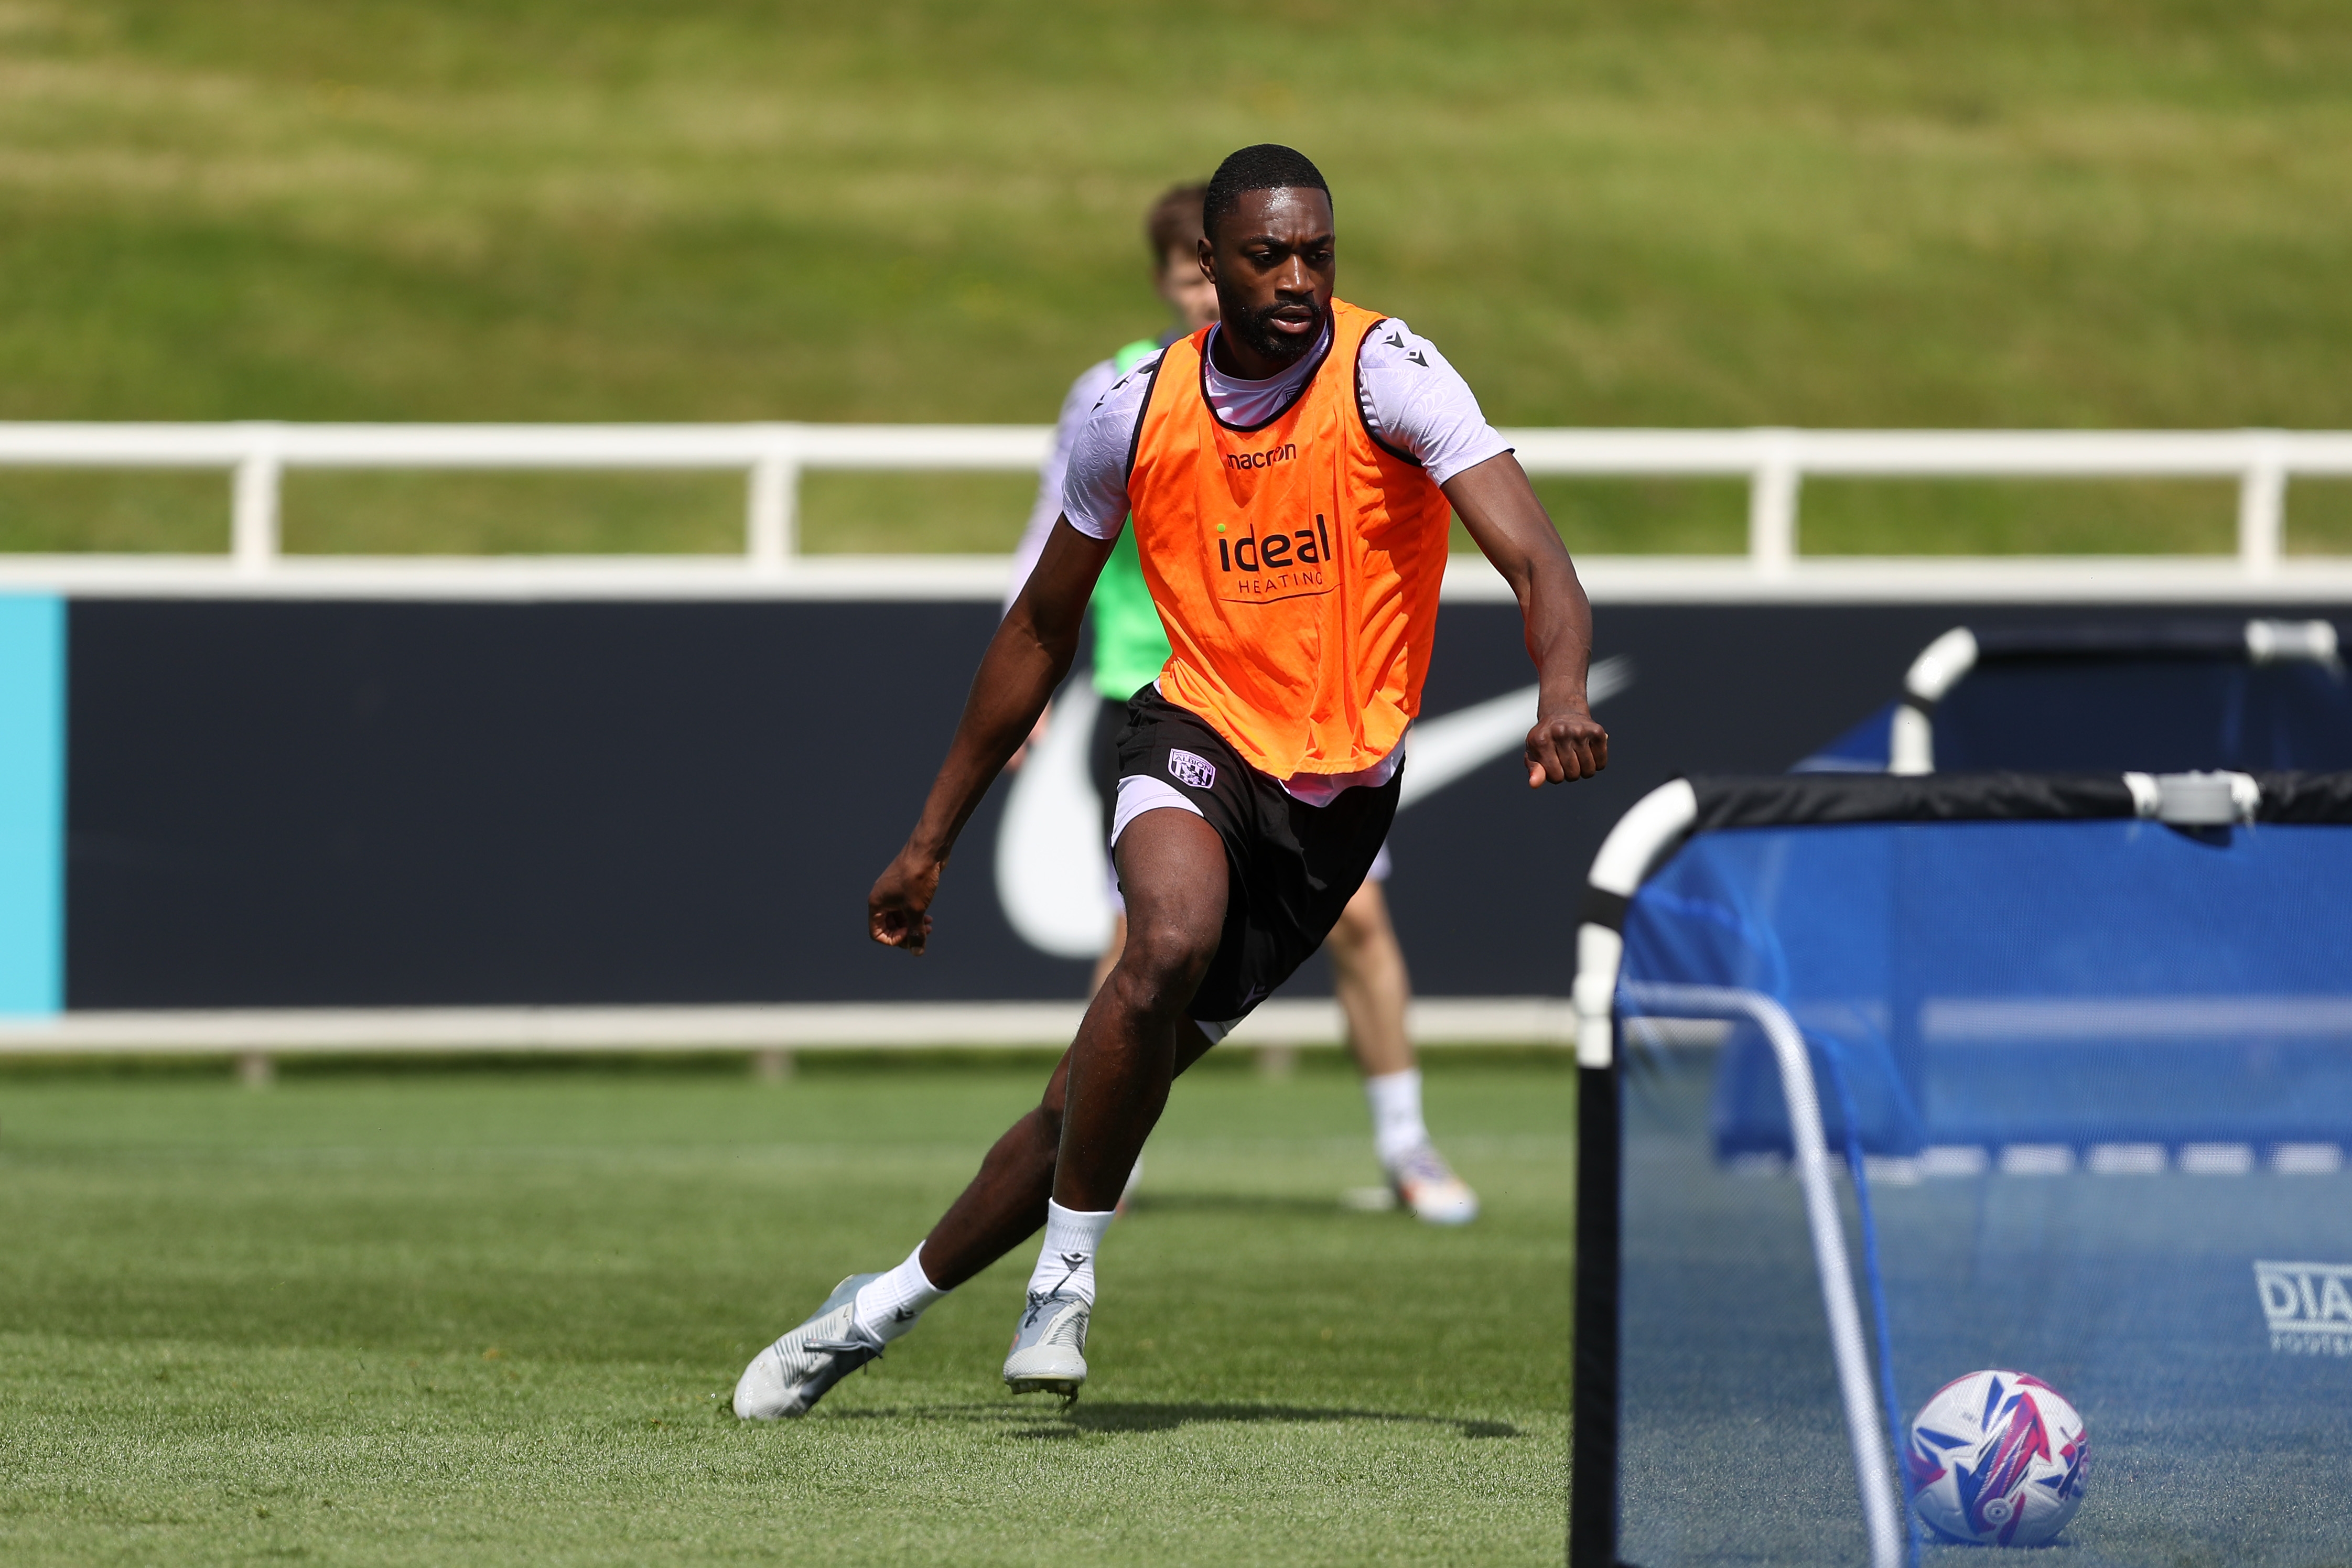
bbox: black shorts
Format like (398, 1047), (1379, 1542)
(1112, 688), (1400, 1030)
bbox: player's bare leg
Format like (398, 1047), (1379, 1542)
(934, 978), (1139, 1224)
(1087, 916), (1147, 1215)
(922, 808), (1221, 1274)
(1086, 920), (1146, 1214)
(1329, 881), (1411, 1076)
(1088, 915), (1124, 998)
(1059, 811), (1224, 1199)
(999, 806), (1225, 1396)
(737, 809), (1224, 1415)
(1328, 880), (1479, 1225)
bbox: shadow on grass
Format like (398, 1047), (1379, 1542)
(1056, 1402), (1519, 1441)
(1123, 1192), (1370, 1217)
(830, 1400), (1518, 1441)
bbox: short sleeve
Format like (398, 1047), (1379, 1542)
(1004, 358), (1119, 611)
(1354, 319), (1512, 486)
(1061, 356), (1161, 540)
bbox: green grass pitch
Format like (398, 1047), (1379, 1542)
(0, 1054), (1572, 1566)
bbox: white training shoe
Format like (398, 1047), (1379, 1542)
(733, 1273), (882, 1420)
(1002, 1290), (1089, 1398)
(1389, 1141), (1480, 1226)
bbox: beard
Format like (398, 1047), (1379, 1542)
(1223, 297), (1326, 367)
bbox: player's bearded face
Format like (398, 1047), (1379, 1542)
(1205, 187), (1335, 370)
(1226, 294), (1327, 365)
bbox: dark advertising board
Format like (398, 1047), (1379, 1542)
(49, 593), (2349, 1010)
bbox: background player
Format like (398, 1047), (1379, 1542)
(735, 144), (1605, 1420)
(1008, 182), (1476, 1225)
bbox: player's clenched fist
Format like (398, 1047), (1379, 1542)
(1525, 710), (1609, 787)
(867, 850), (942, 953)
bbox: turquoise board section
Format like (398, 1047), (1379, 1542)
(0, 596), (64, 1014)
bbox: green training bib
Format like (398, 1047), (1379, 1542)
(1088, 338), (1177, 702)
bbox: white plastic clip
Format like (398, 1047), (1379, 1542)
(2150, 770), (2259, 826)
(2245, 619), (2338, 666)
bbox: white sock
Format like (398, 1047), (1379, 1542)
(1027, 1199), (1116, 1306)
(1365, 1067), (1431, 1170)
(851, 1243), (947, 1347)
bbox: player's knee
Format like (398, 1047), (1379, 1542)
(1113, 913), (1218, 1014)
(1129, 910), (1218, 977)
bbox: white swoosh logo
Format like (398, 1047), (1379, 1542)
(994, 685), (1118, 959)
(994, 654), (1634, 959)
(1397, 654), (1632, 807)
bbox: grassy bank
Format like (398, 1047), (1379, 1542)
(1, 1), (2347, 555)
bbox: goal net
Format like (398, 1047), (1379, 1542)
(1570, 772), (2352, 1567)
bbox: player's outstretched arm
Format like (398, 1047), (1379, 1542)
(868, 517), (1115, 952)
(1442, 452), (1610, 787)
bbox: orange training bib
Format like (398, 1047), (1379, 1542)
(1123, 299), (1454, 780)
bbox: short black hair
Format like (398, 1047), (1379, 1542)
(1202, 144), (1331, 240)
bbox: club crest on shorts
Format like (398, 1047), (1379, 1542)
(1168, 749), (1217, 790)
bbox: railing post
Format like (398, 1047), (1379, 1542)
(747, 426), (798, 570)
(231, 422), (283, 573)
(2238, 430), (2286, 576)
(1749, 429), (1800, 575)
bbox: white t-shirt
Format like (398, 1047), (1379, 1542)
(1005, 355), (1124, 612)
(1060, 315), (1510, 540)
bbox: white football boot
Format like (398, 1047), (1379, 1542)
(1002, 1290), (1090, 1398)
(1389, 1141), (1480, 1226)
(732, 1272), (882, 1420)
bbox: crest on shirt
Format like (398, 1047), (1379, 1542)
(1168, 749), (1217, 791)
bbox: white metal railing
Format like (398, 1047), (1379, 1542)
(0, 422), (1050, 574)
(4, 422), (2352, 575)
(1506, 428), (2352, 576)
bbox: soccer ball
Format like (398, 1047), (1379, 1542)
(1905, 1370), (2089, 1547)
